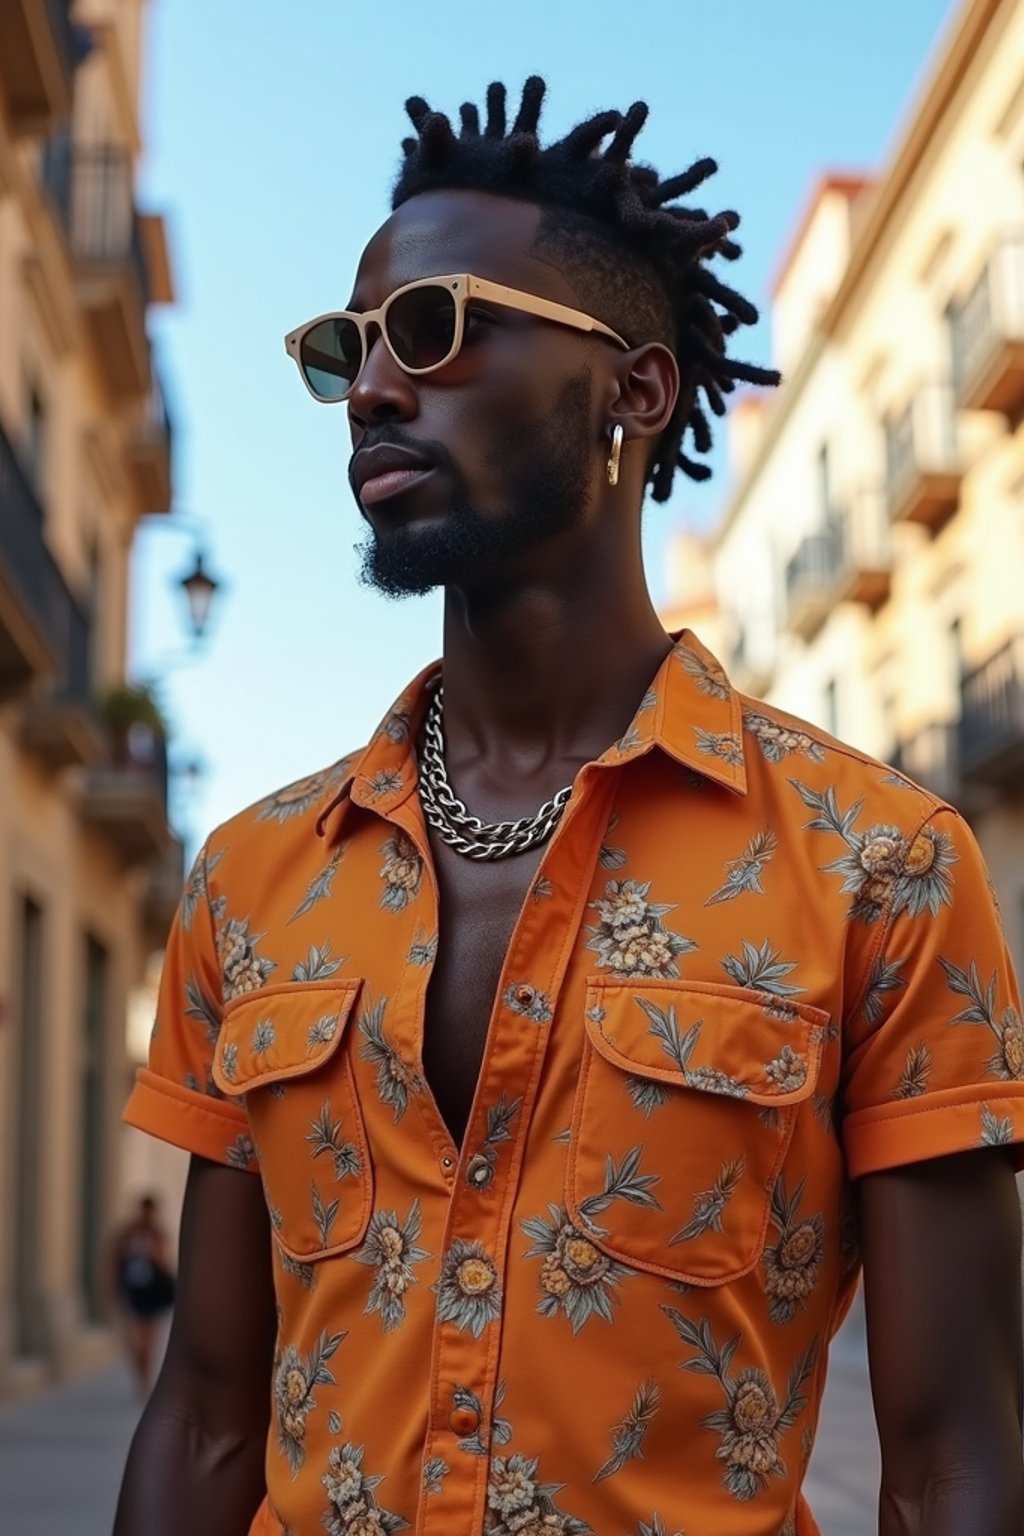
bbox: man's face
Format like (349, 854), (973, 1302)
(344, 190), (612, 598)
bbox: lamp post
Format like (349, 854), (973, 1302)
(138, 517), (225, 832)
(178, 548), (221, 641)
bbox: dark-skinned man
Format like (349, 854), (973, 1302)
(116, 79), (1024, 1536)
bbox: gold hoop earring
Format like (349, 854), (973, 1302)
(606, 423), (624, 487)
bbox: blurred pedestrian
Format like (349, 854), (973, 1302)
(110, 1194), (175, 1397)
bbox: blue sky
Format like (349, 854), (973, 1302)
(132, 0), (956, 849)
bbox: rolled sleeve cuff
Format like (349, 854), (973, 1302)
(843, 1082), (1024, 1178)
(123, 1069), (259, 1172)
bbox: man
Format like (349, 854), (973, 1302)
(116, 79), (1024, 1536)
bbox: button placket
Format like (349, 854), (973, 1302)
(419, 766), (618, 1536)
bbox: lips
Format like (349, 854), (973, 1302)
(351, 443), (435, 506)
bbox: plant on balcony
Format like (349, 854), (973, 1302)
(98, 682), (168, 765)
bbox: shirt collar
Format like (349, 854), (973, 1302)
(314, 629), (746, 841)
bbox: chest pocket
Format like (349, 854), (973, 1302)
(567, 978), (828, 1287)
(212, 979), (372, 1262)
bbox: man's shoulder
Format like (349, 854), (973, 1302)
(735, 692), (953, 834)
(204, 747), (367, 857)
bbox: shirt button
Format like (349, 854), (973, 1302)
(441, 1154), (455, 1172)
(449, 1406), (480, 1436)
(513, 984), (535, 1007)
(466, 1154), (493, 1189)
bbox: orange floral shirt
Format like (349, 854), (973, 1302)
(125, 630), (1024, 1536)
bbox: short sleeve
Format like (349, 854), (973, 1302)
(122, 840), (257, 1171)
(842, 804), (1024, 1178)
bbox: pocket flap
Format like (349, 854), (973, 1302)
(212, 979), (364, 1096)
(584, 978), (827, 1107)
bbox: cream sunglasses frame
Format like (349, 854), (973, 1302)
(284, 272), (629, 403)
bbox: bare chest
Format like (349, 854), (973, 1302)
(421, 838), (544, 1149)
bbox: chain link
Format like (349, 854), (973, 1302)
(417, 686), (573, 860)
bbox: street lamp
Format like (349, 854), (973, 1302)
(178, 549), (220, 640)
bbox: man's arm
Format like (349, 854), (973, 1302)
(859, 1148), (1024, 1536)
(114, 1155), (277, 1536)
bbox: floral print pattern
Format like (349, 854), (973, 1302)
(763, 1178), (824, 1324)
(485, 1452), (590, 1535)
(435, 1240), (502, 1337)
(744, 710), (827, 764)
(129, 632), (1024, 1536)
(587, 881), (697, 979)
(791, 783), (957, 924)
(258, 766), (343, 825)
(354, 1202), (429, 1331)
(593, 1379), (661, 1483)
(522, 1204), (633, 1331)
(275, 1328), (345, 1474)
(358, 994), (420, 1121)
(379, 831), (423, 912)
(705, 830), (777, 906)
(321, 1442), (408, 1534)
(217, 916), (276, 1000)
(665, 1310), (816, 1501)
(940, 957), (1024, 1081)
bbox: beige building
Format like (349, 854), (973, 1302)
(665, 0), (1024, 978)
(0, 0), (181, 1396)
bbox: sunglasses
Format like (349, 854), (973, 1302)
(284, 273), (629, 403)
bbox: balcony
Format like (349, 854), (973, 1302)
(884, 381), (962, 535)
(41, 139), (152, 400)
(832, 489), (891, 611)
(143, 835), (186, 950)
(81, 728), (170, 866)
(786, 525), (842, 642)
(891, 721), (960, 805)
(959, 635), (1024, 791)
(728, 625), (774, 698)
(127, 369), (173, 515)
(21, 591), (106, 771)
(0, 0), (75, 135)
(0, 417), (66, 699)
(950, 232), (1024, 420)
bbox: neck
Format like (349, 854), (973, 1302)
(439, 531), (672, 774)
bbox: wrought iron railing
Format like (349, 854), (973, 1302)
(114, 725), (170, 809)
(137, 366), (172, 452)
(785, 524), (843, 608)
(891, 721), (960, 803)
(46, 0), (78, 81)
(950, 232), (1024, 398)
(884, 381), (959, 507)
(840, 488), (891, 573)
(41, 136), (150, 307)
(960, 636), (1024, 779)
(0, 416), (71, 664)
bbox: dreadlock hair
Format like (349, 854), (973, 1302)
(391, 77), (780, 503)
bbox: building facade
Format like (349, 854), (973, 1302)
(666, 0), (1024, 979)
(0, 0), (181, 1395)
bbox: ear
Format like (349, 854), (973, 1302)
(604, 341), (679, 446)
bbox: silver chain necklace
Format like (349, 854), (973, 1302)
(417, 685), (573, 860)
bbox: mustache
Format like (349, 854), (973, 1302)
(347, 426), (459, 497)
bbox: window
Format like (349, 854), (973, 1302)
(80, 934), (110, 1322)
(949, 618), (964, 702)
(24, 386), (47, 498)
(817, 443), (833, 524)
(824, 677), (839, 737)
(14, 896), (45, 1358)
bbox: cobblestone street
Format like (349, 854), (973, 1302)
(0, 1308), (878, 1536)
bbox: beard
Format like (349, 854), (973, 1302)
(356, 373), (593, 599)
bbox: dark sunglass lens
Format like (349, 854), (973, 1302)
(299, 317), (362, 400)
(386, 285), (458, 370)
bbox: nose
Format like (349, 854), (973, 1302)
(348, 322), (419, 429)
